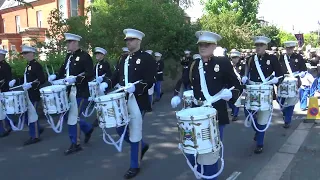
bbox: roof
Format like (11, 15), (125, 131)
(0, 0), (37, 10)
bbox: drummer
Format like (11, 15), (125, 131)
(0, 49), (12, 138)
(48, 33), (95, 155)
(92, 47), (112, 127)
(241, 36), (283, 154)
(278, 41), (307, 128)
(99, 28), (156, 179)
(154, 52), (164, 102)
(229, 49), (242, 121)
(9, 45), (45, 145)
(171, 31), (242, 179)
(181, 50), (193, 91)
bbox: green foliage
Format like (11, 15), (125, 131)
(200, 11), (253, 50)
(254, 25), (281, 47)
(304, 33), (319, 47)
(278, 31), (296, 46)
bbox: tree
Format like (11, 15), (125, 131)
(304, 33), (319, 47)
(254, 25), (281, 47)
(204, 0), (260, 23)
(200, 11), (254, 50)
(278, 30), (296, 46)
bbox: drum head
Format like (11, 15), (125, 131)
(176, 107), (216, 121)
(89, 82), (98, 86)
(95, 92), (125, 102)
(3, 91), (24, 95)
(40, 85), (66, 92)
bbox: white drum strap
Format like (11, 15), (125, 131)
(284, 55), (293, 76)
(46, 111), (67, 133)
(233, 67), (241, 81)
(102, 123), (128, 152)
(254, 55), (267, 83)
(65, 55), (73, 77)
(244, 108), (273, 132)
(178, 142), (225, 179)
(6, 114), (25, 131)
(198, 60), (214, 104)
(124, 55), (130, 86)
(82, 101), (95, 117)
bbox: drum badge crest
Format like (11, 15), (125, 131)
(214, 64), (220, 72)
(266, 60), (270, 65)
(183, 128), (194, 141)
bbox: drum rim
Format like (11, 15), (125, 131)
(176, 107), (217, 120)
(2, 91), (25, 95)
(95, 93), (126, 102)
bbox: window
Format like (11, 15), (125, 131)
(11, 45), (16, 52)
(70, 0), (78, 17)
(36, 11), (42, 28)
(3, 45), (7, 51)
(15, 16), (20, 33)
(58, 0), (68, 19)
(2, 20), (5, 33)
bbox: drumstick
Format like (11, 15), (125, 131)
(109, 80), (142, 94)
(202, 86), (235, 106)
(10, 79), (39, 90)
(45, 65), (50, 77)
(92, 74), (106, 82)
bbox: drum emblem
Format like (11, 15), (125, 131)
(183, 129), (194, 141)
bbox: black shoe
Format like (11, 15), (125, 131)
(231, 113), (234, 116)
(160, 92), (164, 98)
(124, 168), (140, 179)
(141, 144), (149, 160)
(254, 146), (263, 154)
(23, 138), (41, 146)
(64, 144), (82, 155)
(92, 119), (99, 127)
(283, 123), (290, 129)
(39, 128), (44, 135)
(232, 116), (238, 121)
(0, 130), (11, 138)
(146, 108), (152, 112)
(253, 134), (257, 141)
(84, 128), (94, 144)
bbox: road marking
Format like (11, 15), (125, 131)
(226, 171), (241, 180)
(254, 121), (313, 180)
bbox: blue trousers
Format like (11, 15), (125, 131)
(186, 125), (225, 180)
(228, 102), (239, 117)
(69, 98), (93, 145)
(279, 98), (295, 125)
(24, 102), (42, 138)
(116, 111), (147, 168)
(310, 78), (318, 97)
(154, 81), (162, 100)
(244, 108), (266, 147)
(299, 87), (310, 110)
(0, 118), (10, 134)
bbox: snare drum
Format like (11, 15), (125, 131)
(95, 93), (129, 128)
(183, 90), (195, 108)
(2, 91), (27, 114)
(278, 77), (298, 98)
(245, 85), (273, 111)
(89, 82), (99, 101)
(51, 79), (65, 85)
(40, 85), (69, 114)
(176, 107), (221, 154)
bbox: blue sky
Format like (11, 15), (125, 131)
(184, 0), (320, 33)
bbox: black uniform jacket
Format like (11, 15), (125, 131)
(156, 60), (164, 81)
(57, 49), (94, 98)
(0, 60), (12, 92)
(16, 59), (46, 102)
(189, 56), (242, 125)
(181, 56), (193, 84)
(95, 59), (112, 78)
(105, 50), (157, 111)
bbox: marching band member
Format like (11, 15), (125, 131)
(0, 49), (12, 138)
(242, 36), (284, 154)
(145, 50), (155, 111)
(48, 33), (95, 155)
(9, 45), (45, 145)
(278, 41), (307, 128)
(92, 47), (112, 127)
(229, 49), (242, 121)
(181, 50), (192, 91)
(100, 28), (156, 179)
(171, 31), (242, 180)
(154, 52), (164, 102)
(300, 68), (314, 111)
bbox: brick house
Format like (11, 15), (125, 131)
(0, 0), (90, 55)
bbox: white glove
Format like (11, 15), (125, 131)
(171, 96), (181, 108)
(299, 71), (306, 78)
(48, 74), (56, 82)
(220, 89), (232, 101)
(96, 76), (103, 83)
(23, 83), (32, 91)
(9, 79), (16, 87)
(64, 76), (76, 84)
(99, 82), (108, 93)
(241, 76), (248, 84)
(270, 77), (279, 84)
(126, 83), (135, 93)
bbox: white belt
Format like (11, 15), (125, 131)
(157, 71), (163, 74)
(248, 80), (263, 85)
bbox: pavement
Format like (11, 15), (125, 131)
(0, 93), (313, 180)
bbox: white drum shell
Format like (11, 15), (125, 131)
(51, 79), (65, 85)
(95, 93), (129, 128)
(176, 107), (221, 154)
(40, 85), (69, 114)
(89, 82), (99, 101)
(245, 85), (273, 111)
(183, 90), (195, 109)
(278, 77), (298, 98)
(2, 91), (27, 114)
